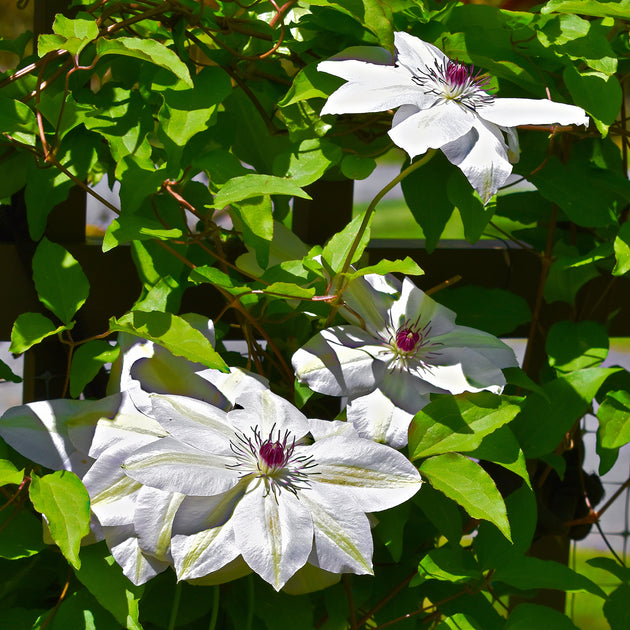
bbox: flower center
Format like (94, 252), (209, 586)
(412, 58), (494, 111)
(396, 328), (420, 353)
(228, 425), (316, 497)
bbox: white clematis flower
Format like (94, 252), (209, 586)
(121, 388), (422, 591)
(318, 31), (589, 203)
(292, 274), (518, 447)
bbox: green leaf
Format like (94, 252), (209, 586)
(48, 588), (120, 630)
(414, 482), (463, 544)
(546, 320), (609, 373)
(541, 0), (630, 19)
(0, 459), (24, 486)
(322, 211), (371, 275)
(110, 310), (228, 372)
(103, 216), (183, 252)
(279, 62), (344, 107)
(419, 453), (511, 541)
(53, 12), (99, 40)
(544, 244), (601, 305)
(437, 286), (531, 336)
(74, 543), (144, 630)
(29, 470), (90, 569)
(613, 221), (630, 276)
(563, 65), (622, 134)
(605, 583), (630, 630)
(401, 153), (454, 253)
(417, 547), (482, 584)
(346, 256), (424, 281)
(0, 507), (46, 559)
(32, 238), (90, 325)
(587, 556), (630, 583)
(97, 37), (193, 86)
(0, 358), (22, 383)
(597, 390), (630, 449)
(70, 341), (120, 399)
(9, 312), (69, 354)
(529, 156), (619, 227)
(505, 603), (580, 629)
(213, 174), (310, 209)
(0, 95), (37, 146)
(511, 368), (618, 458)
(232, 195), (274, 269)
(494, 556), (605, 597)
(448, 170), (496, 240)
(409, 391), (521, 459)
(468, 425), (531, 488)
(262, 282), (316, 299)
(436, 613), (483, 630)
(189, 265), (250, 295)
(340, 154), (376, 180)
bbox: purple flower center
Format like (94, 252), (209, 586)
(396, 328), (420, 353)
(259, 439), (290, 469)
(411, 58), (494, 110)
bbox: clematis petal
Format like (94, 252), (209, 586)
(0, 399), (90, 474)
(393, 31), (448, 75)
(378, 369), (447, 413)
(172, 523), (241, 581)
(232, 482), (314, 591)
(388, 101), (476, 158)
(103, 524), (170, 586)
(308, 435), (422, 512)
(300, 486), (373, 575)
(228, 388), (310, 438)
(346, 389), (418, 449)
(292, 326), (387, 397)
(389, 277), (457, 336)
(307, 418), (359, 441)
(148, 394), (234, 454)
(341, 273), (400, 336)
(122, 437), (239, 496)
(441, 118), (513, 204)
(134, 486), (185, 561)
(479, 98), (589, 128)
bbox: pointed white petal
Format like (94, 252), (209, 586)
(347, 389), (418, 449)
(228, 388), (310, 439)
(148, 394), (234, 454)
(307, 418), (359, 441)
(0, 399), (88, 474)
(480, 98), (589, 128)
(122, 437), (239, 496)
(441, 119), (512, 204)
(389, 278), (457, 337)
(104, 524), (170, 586)
(300, 486), (373, 575)
(134, 486), (185, 561)
(172, 523), (240, 581)
(393, 32), (448, 74)
(292, 327), (387, 397)
(308, 435), (422, 512)
(378, 369), (447, 413)
(388, 101), (475, 158)
(232, 483), (314, 591)
(200, 366), (269, 407)
(184, 555), (252, 586)
(341, 274), (400, 336)
(282, 563), (341, 595)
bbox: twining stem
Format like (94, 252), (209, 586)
(343, 574), (357, 630)
(326, 150), (436, 326)
(521, 203), (558, 377)
(167, 581), (183, 630)
(208, 586), (220, 630)
(338, 150), (436, 280)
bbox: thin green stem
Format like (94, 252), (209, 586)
(245, 575), (254, 630)
(167, 581), (183, 630)
(208, 586), (220, 630)
(326, 150), (436, 326)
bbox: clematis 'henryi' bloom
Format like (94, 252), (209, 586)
(318, 31), (589, 203)
(122, 388), (422, 591)
(292, 274), (518, 447)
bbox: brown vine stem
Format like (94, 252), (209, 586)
(39, 570), (72, 630)
(355, 571), (416, 628)
(564, 476), (630, 528)
(343, 575), (357, 630)
(521, 203), (558, 377)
